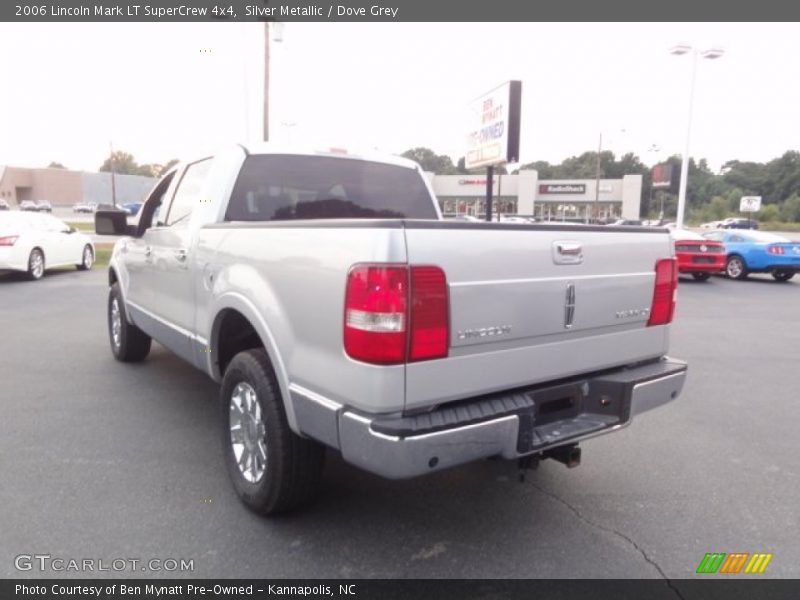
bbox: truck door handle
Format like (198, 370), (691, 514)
(144, 246), (152, 258)
(175, 248), (188, 262)
(552, 241), (583, 265)
(556, 242), (582, 256)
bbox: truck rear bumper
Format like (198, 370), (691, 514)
(330, 357), (686, 479)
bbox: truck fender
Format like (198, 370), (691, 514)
(207, 292), (300, 434)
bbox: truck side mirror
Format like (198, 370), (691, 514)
(95, 209), (136, 236)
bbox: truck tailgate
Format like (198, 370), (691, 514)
(403, 222), (673, 411)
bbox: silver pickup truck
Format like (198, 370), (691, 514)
(96, 144), (687, 515)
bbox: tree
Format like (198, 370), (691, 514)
(98, 151), (173, 178)
(47, 162), (66, 169)
(99, 151), (140, 175)
(721, 160), (768, 199)
(781, 194), (800, 222)
(765, 151), (800, 204)
(515, 160), (557, 178)
(400, 147), (458, 174)
(159, 159), (180, 176)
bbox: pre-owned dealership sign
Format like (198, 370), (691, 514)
(465, 80), (522, 170)
(539, 184), (586, 194)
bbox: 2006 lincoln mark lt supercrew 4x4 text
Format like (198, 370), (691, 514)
(96, 144), (687, 515)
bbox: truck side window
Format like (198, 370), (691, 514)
(165, 158), (213, 226)
(136, 171), (176, 234)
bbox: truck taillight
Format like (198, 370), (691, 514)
(648, 258), (678, 327)
(0, 235), (18, 246)
(344, 264), (449, 365)
(409, 266), (449, 361)
(768, 245), (785, 255)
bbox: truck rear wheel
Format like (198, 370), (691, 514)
(108, 283), (151, 362)
(221, 348), (325, 515)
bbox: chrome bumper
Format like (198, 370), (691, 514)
(295, 358), (687, 480)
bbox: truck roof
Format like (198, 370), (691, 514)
(239, 143), (421, 171)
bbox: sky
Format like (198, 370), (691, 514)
(0, 22), (798, 173)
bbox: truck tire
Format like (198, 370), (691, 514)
(221, 348), (325, 515)
(108, 283), (152, 362)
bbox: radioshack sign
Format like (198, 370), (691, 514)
(465, 81), (522, 170)
(458, 178), (496, 186)
(539, 184), (587, 194)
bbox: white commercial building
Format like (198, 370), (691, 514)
(428, 171), (642, 221)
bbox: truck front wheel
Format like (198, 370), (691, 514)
(108, 283), (151, 362)
(221, 349), (325, 515)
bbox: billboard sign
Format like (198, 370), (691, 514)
(465, 81), (522, 170)
(652, 163), (678, 192)
(740, 196), (762, 212)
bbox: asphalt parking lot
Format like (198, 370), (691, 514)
(0, 268), (798, 580)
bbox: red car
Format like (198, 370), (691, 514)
(671, 229), (726, 281)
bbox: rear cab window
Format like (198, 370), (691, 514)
(225, 155), (437, 222)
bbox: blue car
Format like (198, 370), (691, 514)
(702, 230), (800, 282)
(122, 202), (143, 216)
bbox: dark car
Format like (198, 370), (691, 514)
(721, 218), (758, 230)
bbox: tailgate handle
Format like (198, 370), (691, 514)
(553, 241), (583, 265)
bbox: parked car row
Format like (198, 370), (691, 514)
(20, 200), (53, 212)
(73, 202), (98, 213)
(700, 217), (759, 230)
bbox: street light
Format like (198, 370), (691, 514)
(669, 43), (724, 228)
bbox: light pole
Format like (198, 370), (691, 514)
(593, 132), (602, 223)
(593, 128), (626, 222)
(669, 44), (724, 228)
(263, 22), (285, 142)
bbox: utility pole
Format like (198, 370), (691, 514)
(109, 141), (117, 208)
(593, 133), (602, 222)
(263, 22), (270, 142)
(485, 165), (494, 221)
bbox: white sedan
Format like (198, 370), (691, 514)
(0, 212), (95, 280)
